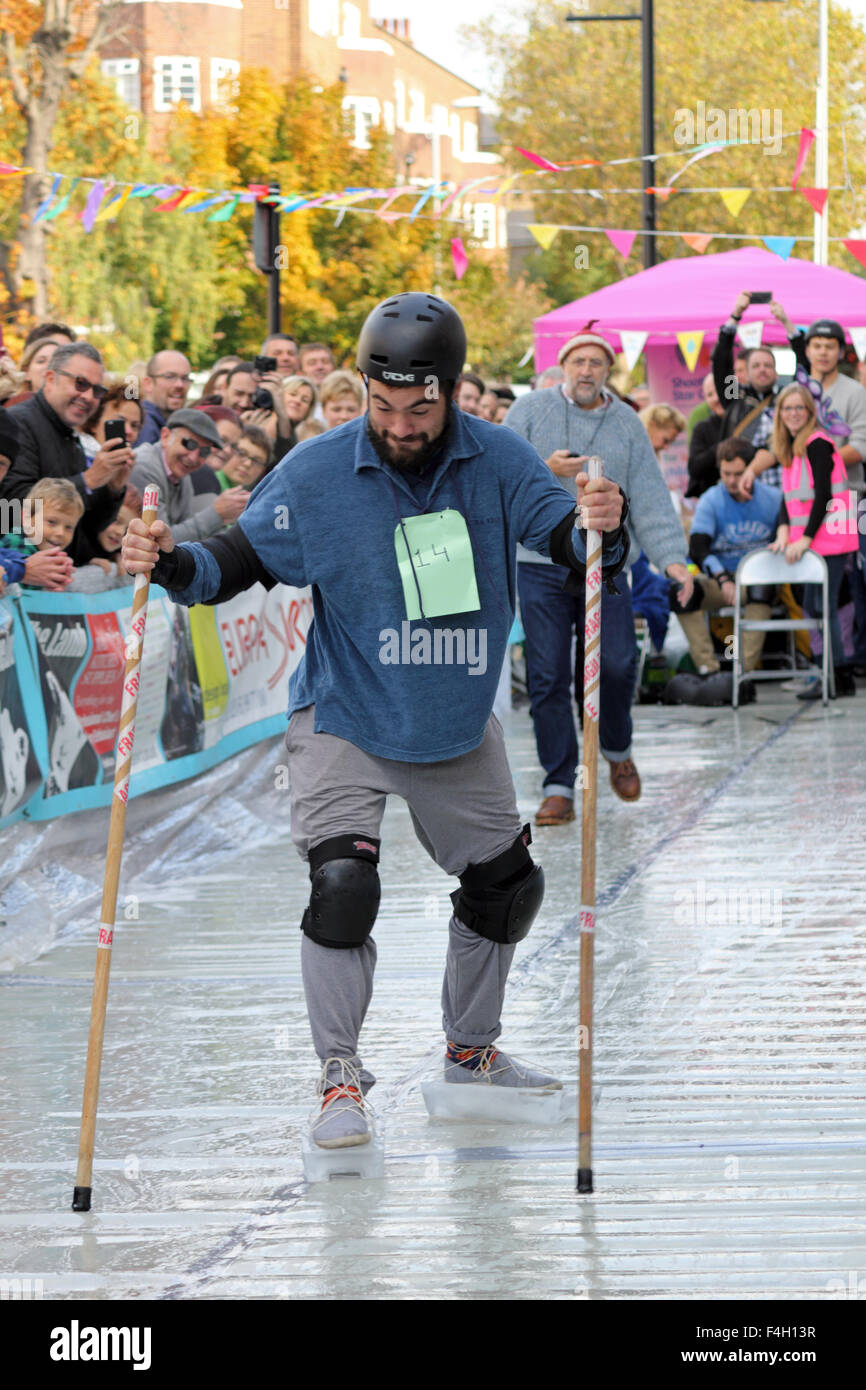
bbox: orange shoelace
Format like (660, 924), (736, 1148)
(322, 1083), (363, 1109)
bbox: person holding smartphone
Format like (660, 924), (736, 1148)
(711, 291), (793, 489)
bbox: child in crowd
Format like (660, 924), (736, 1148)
(68, 485), (143, 592)
(296, 419), (325, 443)
(2, 478), (82, 589)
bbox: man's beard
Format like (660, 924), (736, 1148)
(366, 407), (452, 474)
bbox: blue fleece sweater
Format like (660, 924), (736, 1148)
(163, 410), (627, 762)
(691, 480), (783, 576)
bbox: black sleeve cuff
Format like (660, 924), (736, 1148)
(151, 545), (197, 591)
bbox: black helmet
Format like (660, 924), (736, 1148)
(805, 319), (846, 348)
(356, 292), (466, 386)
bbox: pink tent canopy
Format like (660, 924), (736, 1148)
(533, 247), (866, 369)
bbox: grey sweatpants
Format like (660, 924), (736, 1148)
(285, 705), (525, 1090)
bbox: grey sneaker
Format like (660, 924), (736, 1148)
(310, 1059), (370, 1149)
(444, 1043), (562, 1091)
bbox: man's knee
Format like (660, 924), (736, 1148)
(301, 834), (381, 949)
(450, 825), (544, 946)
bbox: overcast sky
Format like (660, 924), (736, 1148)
(374, 0), (866, 98)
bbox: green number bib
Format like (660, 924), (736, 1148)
(394, 509), (481, 620)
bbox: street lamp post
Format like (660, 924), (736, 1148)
(566, 0), (656, 269)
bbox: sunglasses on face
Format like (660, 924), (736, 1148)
(178, 435), (212, 459)
(56, 369), (108, 401)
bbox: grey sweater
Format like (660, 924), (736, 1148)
(821, 373), (866, 485)
(504, 387), (688, 573)
(131, 443), (224, 545)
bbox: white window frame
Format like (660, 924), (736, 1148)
(153, 57), (201, 113)
(470, 201), (497, 249)
(343, 95), (380, 150)
(101, 58), (141, 110)
(309, 0), (339, 36)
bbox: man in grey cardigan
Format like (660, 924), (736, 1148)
(505, 326), (692, 823)
(131, 409), (249, 543)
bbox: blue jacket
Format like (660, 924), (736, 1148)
(136, 399), (166, 446)
(162, 410), (627, 762)
(0, 546), (27, 585)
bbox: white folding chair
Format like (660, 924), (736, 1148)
(732, 548), (831, 708)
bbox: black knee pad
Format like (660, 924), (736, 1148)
(450, 824), (545, 946)
(301, 834), (381, 949)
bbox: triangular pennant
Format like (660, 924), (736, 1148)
(620, 331), (648, 372)
(42, 178), (79, 221)
(207, 194), (240, 222)
(94, 184), (134, 223)
(848, 327), (866, 362)
(181, 193), (230, 214)
(378, 211), (406, 223)
(737, 320), (764, 350)
(680, 233), (713, 254)
(843, 241), (866, 269)
(527, 223), (560, 250)
(80, 180), (107, 232)
(791, 128), (816, 188)
(646, 186), (675, 201)
(719, 188), (751, 218)
(451, 237), (469, 280)
(154, 186), (193, 211)
(604, 229), (636, 259)
(32, 174), (62, 223)
(799, 187), (828, 216)
(515, 147), (563, 171)
(676, 330), (704, 373)
(762, 235), (796, 260)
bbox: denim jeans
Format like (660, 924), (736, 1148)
(517, 560), (638, 796)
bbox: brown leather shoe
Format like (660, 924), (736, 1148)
(535, 795), (576, 826)
(608, 758), (641, 802)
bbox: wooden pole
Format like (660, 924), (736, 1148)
(72, 486), (160, 1212)
(577, 457), (603, 1194)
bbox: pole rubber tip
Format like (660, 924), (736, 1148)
(72, 1186), (92, 1212)
(576, 1168), (593, 1193)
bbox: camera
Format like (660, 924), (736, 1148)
(252, 388), (274, 411)
(254, 355), (278, 375)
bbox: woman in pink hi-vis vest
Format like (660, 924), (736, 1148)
(770, 383), (859, 698)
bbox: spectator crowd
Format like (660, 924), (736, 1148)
(2, 290), (864, 826)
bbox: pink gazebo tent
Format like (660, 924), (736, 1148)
(533, 247), (866, 369)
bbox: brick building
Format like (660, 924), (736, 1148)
(99, 1), (508, 248)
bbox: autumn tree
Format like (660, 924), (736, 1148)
(0, 0), (123, 318)
(469, 0), (866, 303)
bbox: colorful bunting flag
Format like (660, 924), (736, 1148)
(32, 174), (62, 223)
(80, 180), (106, 232)
(646, 187), (675, 201)
(94, 184), (134, 223)
(42, 178), (79, 221)
(181, 193), (231, 214)
(719, 188), (751, 218)
(676, 331), (704, 373)
(848, 328), (866, 362)
(799, 187), (828, 216)
(737, 320), (764, 350)
(620, 330), (648, 371)
(762, 236), (796, 260)
(843, 241), (866, 269)
(791, 128), (815, 189)
(604, 229), (637, 258)
(527, 224), (560, 250)
(155, 187), (193, 211)
(680, 233), (713, 254)
(451, 237), (468, 280)
(515, 148), (564, 171)
(207, 194), (240, 222)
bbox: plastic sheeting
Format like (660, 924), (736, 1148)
(1, 698), (865, 1300)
